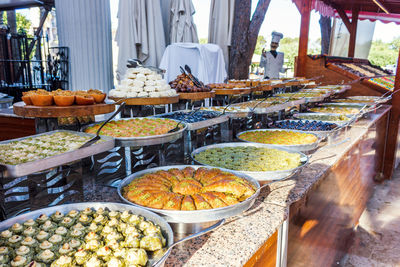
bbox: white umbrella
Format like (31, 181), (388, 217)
(208, 0), (234, 70)
(115, 0), (166, 81)
(170, 0), (199, 43)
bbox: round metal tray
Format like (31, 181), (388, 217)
(236, 128), (321, 152)
(292, 112), (353, 126)
(347, 95), (387, 103)
(191, 142), (308, 182)
(318, 102), (368, 108)
(274, 119), (341, 139)
(0, 202), (174, 267)
(153, 110), (229, 131)
(118, 165), (260, 223)
(83, 117), (187, 147)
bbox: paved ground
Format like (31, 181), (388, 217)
(343, 169), (400, 267)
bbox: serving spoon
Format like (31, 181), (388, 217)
(79, 102), (126, 149)
(167, 108), (201, 133)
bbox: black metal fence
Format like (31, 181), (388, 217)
(0, 30), (69, 102)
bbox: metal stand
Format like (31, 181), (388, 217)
(92, 138), (185, 187)
(0, 162), (83, 220)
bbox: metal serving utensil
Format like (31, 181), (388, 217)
(185, 64), (204, 87)
(168, 108), (200, 133)
(79, 102), (126, 149)
(151, 219), (226, 267)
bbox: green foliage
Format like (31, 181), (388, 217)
(368, 39), (398, 67)
(254, 35), (267, 55)
(2, 12), (32, 35)
(390, 37), (400, 51)
(199, 38), (208, 44)
(279, 37), (299, 69)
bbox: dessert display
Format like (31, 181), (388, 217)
(21, 89), (106, 106)
(109, 67), (177, 98)
(208, 82), (247, 89)
(228, 79), (252, 87)
(366, 76), (395, 91)
(238, 130), (318, 145)
(0, 132), (96, 165)
(122, 166), (256, 210)
(274, 120), (338, 131)
(0, 207), (166, 266)
(169, 74), (211, 93)
(201, 106), (250, 113)
(276, 92), (325, 98)
(294, 114), (351, 122)
(331, 99), (374, 104)
(193, 147), (301, 172)
(334, 63), (390, 77)
(157, 111), (221, 123)
(309, 107), (360, 115)
(84, 118), (182, 138)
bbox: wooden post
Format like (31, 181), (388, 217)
(348, 7), (359, 58)
(383, 48), (400, 179)
(295, 0), (311, 77)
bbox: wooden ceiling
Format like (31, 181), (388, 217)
(320, 0), (400, 14)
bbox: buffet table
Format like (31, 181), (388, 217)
(72, 105), (389, 266)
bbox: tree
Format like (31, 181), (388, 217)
(199, 38), (208, 44)
(319, 15), (331, 54)
(2, 12), (32, 35)
(390, 37), (400, 51)
(368, 39), (398, 67)
(229, 0), (271, 79)
(254, 35), (267, 55)
(279, 37), (299, 70)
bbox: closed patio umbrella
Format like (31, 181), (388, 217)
(208, 0), (234, 70)
(115, 0), (166, 81)
(170, 0), (199, 43)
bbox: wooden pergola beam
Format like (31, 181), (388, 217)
(295, 0), (311, 77)
(348, 6), (359, 57)
(332, 3), (351, 31)
(383, 48), (400, 179)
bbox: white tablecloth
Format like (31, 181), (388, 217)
(159, 43), (227, 84)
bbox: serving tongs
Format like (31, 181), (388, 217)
(127, 59), (164, 74)
(79, 102), (126, 149)
(167, 108), (200, 133)
(179, 66), (203, 89)
(185, 65), (204, 88)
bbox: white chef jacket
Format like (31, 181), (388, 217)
(263, 51), (285, 79)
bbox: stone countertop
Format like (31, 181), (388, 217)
(81, 105), (390, 267)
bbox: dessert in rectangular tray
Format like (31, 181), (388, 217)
(0, 130), (114, 177)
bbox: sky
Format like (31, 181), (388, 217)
(16, 0), (400, 44)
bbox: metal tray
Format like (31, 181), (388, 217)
(252, 99), (305, 114)
(292, 112), (353, 126)
(331, 99), (376, 106)
(0, 202), (174, 267)
(83, 117), (187, 147)
(118, 165), (260, 223)
(0, 130), (115, 177)
(318, 102), (368, 108)
(274, 119), (343, 139)
(153, 110), (229, 131)
(191, 143), (308, 182)
(237, 128), (321, 152)
(347, 95), (388, 103)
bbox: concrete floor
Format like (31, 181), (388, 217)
(343, 169), (400, 267)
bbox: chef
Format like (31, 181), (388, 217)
(260, 31), (285, 79)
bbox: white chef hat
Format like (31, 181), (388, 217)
(271, 31), (283, 43)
